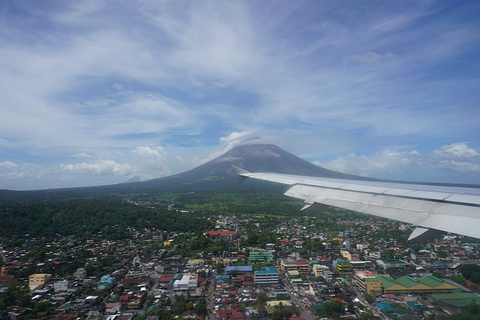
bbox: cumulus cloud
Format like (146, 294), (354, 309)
(433, 143), (479, 159)
(0, 161), (43, 179)
(60, 160), (134, 176)
(315, 143), (480, 184)
(132, 146), (166, 159)
(0, 161), (51, 190)
(130, 146), (170, 176)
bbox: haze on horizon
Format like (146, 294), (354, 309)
(1, 1), (479, 191)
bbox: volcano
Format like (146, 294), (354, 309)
(0, 144), (368, 199)
(109, 144), (364, 191)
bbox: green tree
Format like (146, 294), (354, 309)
(174, 294), (186, 314)
(195, 297), (207, 316)
(346, 301), (355, 312)
(450, 275), (466, 286)
(325, 300), (343, 317)
(364, 293), (373, 303)
(0, 281), (31, 311)
(271, 305), (292, 320)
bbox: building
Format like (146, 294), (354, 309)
(249, 251), (274, 262)
(54, 280), (69, 292)
(350, 260), (373, 270)
(105, 302), (122, 314)
(335, 259), (352, 272)
(377, 259), (408, 269)
(280, 259), (310, 276)
(28, 273), (52, 291)
(204, 230), (238, 241)
(430, 292), (480, 314)
(265, 243), (276, 251)
(353, 271), (382, 295)
(312, 265), (333, 283)
(254, 267), (279, 286)
(74, 268), (87, 281)
(375, 275), (458, 295)
(186, 259), (205, 268)
(341, 250), (359, 261)
(173, 274), (198, 291)
(226, 266), (253, 275)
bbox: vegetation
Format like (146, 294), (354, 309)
(0, 199), (213, 239)
(460, 264), (480, 284)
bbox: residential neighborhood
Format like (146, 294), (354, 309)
(1, 213), (480, 320)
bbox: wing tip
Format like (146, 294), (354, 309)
(232, 165), (250, 184)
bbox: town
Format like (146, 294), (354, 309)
(1, 209), (480, 320)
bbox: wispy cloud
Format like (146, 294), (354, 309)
(0, 0), (479, 189)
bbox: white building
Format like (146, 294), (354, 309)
(173, 274), (198, 291)
(254, 267), (280, 285)
(54, 280), (69, 292)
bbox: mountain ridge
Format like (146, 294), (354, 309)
(0, 144), (367, 200)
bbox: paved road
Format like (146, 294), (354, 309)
(207, 272), (216, 320)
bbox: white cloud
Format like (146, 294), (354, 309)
(315, 143), (480, 184)
(433, 143), (479, 159)
(74, 153), (91, 158)
(132, 146), (166, 158)
(0, 161), (47, 189)
(60, 160), (134, 176)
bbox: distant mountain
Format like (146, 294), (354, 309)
(163, 143), (361, 181)
(106, 144), (366, 192)
(0, 144), (368, 200)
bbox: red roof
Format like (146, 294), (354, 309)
(205, 230), (237, 236)
(231, 311), (243, 320)
(296, 260), (308, 264)
(159, 276), (174, 282)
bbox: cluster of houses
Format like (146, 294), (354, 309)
(1, 213), (480, 319)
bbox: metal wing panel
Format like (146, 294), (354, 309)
(285, 185), (432, 225)
(285, 184), (480, 239)
(446, 194), (480, 205)
(234, 167), (480, 239)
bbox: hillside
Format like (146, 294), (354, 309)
(0, 144), (366, 200)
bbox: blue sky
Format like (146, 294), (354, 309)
(1, 0), (479, 190)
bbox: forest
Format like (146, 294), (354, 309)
(0, 198), (213, 239)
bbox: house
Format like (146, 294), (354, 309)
(105, 302), (122, 314)
(54, 280), (69, 292)
(6, 305), (32, 320)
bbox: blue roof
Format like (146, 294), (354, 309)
(375, 302), (391, 310)
(226, 266), (253, 272)
(215, 275), (230, 280)
(254, 267), (278, 274)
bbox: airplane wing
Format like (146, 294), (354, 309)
(233, 166), (480, 242)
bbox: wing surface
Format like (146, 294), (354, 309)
(233, 166), (480, 242)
